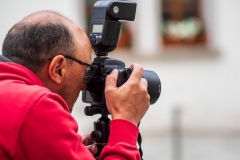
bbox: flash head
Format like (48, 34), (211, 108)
(89, 0), (137, 56)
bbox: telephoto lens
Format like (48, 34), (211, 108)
(143, 71), (161, 104)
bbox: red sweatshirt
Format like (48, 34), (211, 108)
(0, 62), (140, 160)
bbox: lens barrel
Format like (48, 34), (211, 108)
(143, 71), (161, 104)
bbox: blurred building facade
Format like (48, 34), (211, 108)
(1, 0), (240, 159)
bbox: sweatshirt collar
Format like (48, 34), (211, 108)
(0, 62), (45, 87)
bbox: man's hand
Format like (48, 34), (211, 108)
(105, 63), (150, 126)
(82, 132), (97, 155)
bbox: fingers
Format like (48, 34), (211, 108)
(105, 64), (144, 89)
(124, 64), (148, 90)
(82, 132), (93, 146)
(82, 132), (98, 155)
(86, 145), (98, 155)
(105, 69), (119, 92)
(141, 77), (148, 88)
(128, 63), (144, 82)
(104, 63), (150, 126)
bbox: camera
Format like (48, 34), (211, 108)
(82, 0), (161, 112)
(82, 1), (161, 158)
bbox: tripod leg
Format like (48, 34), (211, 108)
(91, 117), (111, 159)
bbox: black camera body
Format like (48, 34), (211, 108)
(82, 57), (161, 109)
(83, 57), (129, 104)
(82, 0), (161, 113)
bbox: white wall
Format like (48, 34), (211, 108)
(0, 0), (86, 52)
(146, 0), (240, 133)
(110, 0), (240, 134)
(185, 0), (240, 132)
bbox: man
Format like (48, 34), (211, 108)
(0, 11), (150, 160)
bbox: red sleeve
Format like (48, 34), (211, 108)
(15, 93), (95, 160)
(15, 92), (140, 160)
(99, 119), (141, 160)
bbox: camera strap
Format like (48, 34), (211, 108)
(137, 122), (144, 160)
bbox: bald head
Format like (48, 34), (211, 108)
(2, 10), (90, 73)
(21, 11), (73, 27)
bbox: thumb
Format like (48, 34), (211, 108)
(86, 145), (98, 155)
(105, 69), (118, 90)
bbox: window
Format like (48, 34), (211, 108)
(161, 0), (206, 46)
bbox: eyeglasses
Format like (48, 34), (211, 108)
(48, 55), (92, 68)
(48, 55), (97, 83)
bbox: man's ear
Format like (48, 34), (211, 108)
(48, 55), (67, 84)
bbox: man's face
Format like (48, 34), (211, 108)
(60, 26), (92, 112)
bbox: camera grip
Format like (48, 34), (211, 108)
(116, 68), (132, 87)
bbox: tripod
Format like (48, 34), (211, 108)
(84, 104), (144, 160)
(84, 105), (110, 159)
